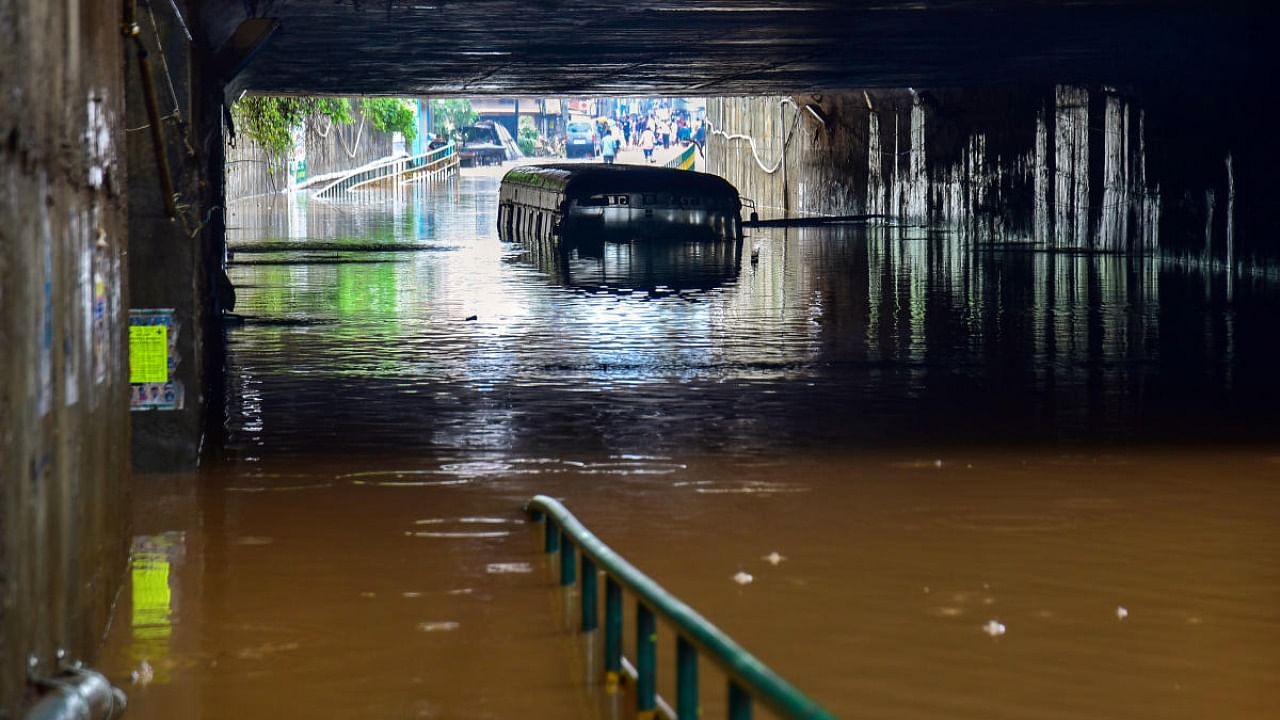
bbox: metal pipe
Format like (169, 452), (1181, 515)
(581, 555), (598, 631)
(23, 668), (127, 720)
(604, 577), (622, 692)
(676, 636), (698, 719)
(560, 532), (576, 586)
(126, 19), (179, 220)
(729, 680), (753, 720)
(637, 603), (657, 718)
(544, 518), (559, 553)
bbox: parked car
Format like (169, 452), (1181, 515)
(565, 119), (598, 159)
(458, 120), (523, 167)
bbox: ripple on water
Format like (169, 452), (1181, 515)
(226, 482), (334, 493)
(945, 513), (1077, 532)
(339, 469), (472, 487)
(692, 480), (811, 495)
(409, 517), (520, 539)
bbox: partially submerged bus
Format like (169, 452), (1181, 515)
(497, 163), (746, 246)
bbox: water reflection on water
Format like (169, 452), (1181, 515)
(102, 179), (1279, 719)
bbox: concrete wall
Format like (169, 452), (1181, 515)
(225, 135), (285, 203)
(707, 85), (1270, 269)
(0, 0), (131, 713)
(126, 0), (229, 471)
(305, 103), (395, 178)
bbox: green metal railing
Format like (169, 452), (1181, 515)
(525, 495), (834, 720)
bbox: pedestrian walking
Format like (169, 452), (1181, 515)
(639, 127), (656, 163)
(601, 130), (621, 165)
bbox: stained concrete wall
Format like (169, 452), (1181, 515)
(707, 85), (1270, 269)
(126, 0), (229, 471)
(0, 0), (131, 713)
(304, 104), (395, 179)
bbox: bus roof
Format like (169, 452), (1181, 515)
(501, 163), (740, 202)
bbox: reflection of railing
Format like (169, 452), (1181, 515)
(526, 495), (833, 720)
(664, 143), (698, 171)
(313, 143), (458, 199)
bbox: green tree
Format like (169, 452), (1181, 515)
(430, 99), (478, 140)
(361, 98), (417, 140)
(517, 115), (540, 156)
(230, 97), (352, 154)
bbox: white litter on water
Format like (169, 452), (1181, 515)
(762, 551), (786, 565)
(417, 621), (460, 633)
(1116, 606), (1129, 620)
(982, 619), (1007, 637)
(486, 562), (533, 574)
(130, 660), (154, 686)
(732, 571), (754, 585)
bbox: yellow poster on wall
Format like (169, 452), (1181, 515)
(129, 324), (168, 384)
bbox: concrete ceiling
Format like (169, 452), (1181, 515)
(200, 1), (1260, 98)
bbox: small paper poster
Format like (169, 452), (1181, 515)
(129, 308), (182, 411)
(129, 325), (168, 384)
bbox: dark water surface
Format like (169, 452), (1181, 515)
(103, 177), (1280, 719)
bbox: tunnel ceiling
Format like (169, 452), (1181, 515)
(203, 1), (1256, 98)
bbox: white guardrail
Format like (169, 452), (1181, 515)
(313, 143), (458, 199)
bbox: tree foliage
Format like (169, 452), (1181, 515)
(361, 98), (417, 141)
(430, 99), (478, 140)
(517, 115), (540, 156)
(231, 97), (353, 154)
(232, 96), (423, 154)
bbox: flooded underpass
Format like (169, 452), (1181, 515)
(101, 175), (1280, 719)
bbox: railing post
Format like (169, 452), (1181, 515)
(637, 603), (657, 718)
(545, 519), (559, 553)
(677, 636), (698, 719)
(728, 680), (752, 720)
(581, 555), (598, 631)
(560, 531), (576, 586)
(605, 577), (622, 692)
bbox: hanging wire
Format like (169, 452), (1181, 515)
(144, 0), (198, 159)
(706, 98), (803, 175)
(144, 0), (181, 117)
(340, 112), (368, 159)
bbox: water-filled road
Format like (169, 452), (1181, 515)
(103, 175), (1280, 719)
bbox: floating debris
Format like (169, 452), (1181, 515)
(981, 619), (1007, 637)
(1116, 606), (1129, 620)
(413, 530), (510, 539)
(486, 562), (533, 574)
(130, 660), (154, 686)
(762, 551), (786, 566)
(417, 621), (460, 633)
(732, 571), (754, 585)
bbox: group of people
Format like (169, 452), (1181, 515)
(594, 111), (706, 165)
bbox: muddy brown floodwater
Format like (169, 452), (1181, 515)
(102, 175), (1280, 719)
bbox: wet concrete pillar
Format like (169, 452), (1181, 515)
(125, 0), (228, 470)
(0, 0), (132, 714)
